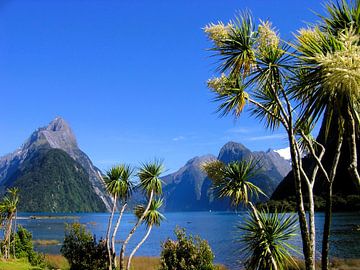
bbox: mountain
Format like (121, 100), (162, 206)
(162, 155), (216, 211)
(162, 142), (291, 211)
(271, 115), (360, 202)
(0, 117), (112, 212)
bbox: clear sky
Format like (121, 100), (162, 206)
(0, 0), (324, 173)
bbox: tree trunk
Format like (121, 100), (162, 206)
(126, 225), (152, 270)
(4, 213), (14, 259)
(322, 131), (343, 270)
(13, 210), (17, 259)
(112, 203), (127, 268)
(106, 194), (117, 270)
(347, 111), (360, 190)
(307, 182), (316, 265)
(120, 190), (154, 270)
(289, 135), (315, 270)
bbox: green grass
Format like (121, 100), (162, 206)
(0, 258), (41, 270)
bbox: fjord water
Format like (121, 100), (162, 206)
(18, 212), (359, 270)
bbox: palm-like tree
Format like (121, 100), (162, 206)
(0, 187), (19, 259)
(104, 165), (134, 270)
(294, 2), (360, 269)
(239, 209), (298, 270)
(110, 165), (133, 268)
(204, 12), (330, 270)
(126, 199), (165, 270)
(203, 159), (265, 212)
(119, 160), (164, 270)
(203, 159), (296, 270)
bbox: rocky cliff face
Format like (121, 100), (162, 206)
(162, 141), (291, 211)
(0, 117), (112, 212)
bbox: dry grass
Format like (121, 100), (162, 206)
(44, 254), (70, 270)
(33, 239), (60, 246)
(126, 257), (160, 270)
(285, 258), (360, 270)
(330, 258), (360, 270)
(124, 257), (227, 270)
(44, 255), (227, 270)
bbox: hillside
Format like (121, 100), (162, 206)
(0, 117), (112, 212)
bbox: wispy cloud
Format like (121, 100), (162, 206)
(172, 136), (185, 142)
(246, 133), (287, 141)
(226, 127), (253, 134)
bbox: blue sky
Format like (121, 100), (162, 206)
(0, 0), (323, 173)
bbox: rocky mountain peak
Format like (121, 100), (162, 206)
(46, 117), (71, 132)
(185, 154), (216, 166)
(41, 117), (77, 149)
(218, 141), (252, 164)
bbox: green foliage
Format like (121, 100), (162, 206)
(238, 209), (298, 270)
(159, 227), (216, 270)
(9, 149), (106, 212)
(134, 198), (165, 227)
(137, 160), (164, 196)
(12, 225), (46, 268)
(104, 164), (134, 200)
(203, 159), (265, 206)
(61, 223), (113, 270)
(262, 195), (360, 212)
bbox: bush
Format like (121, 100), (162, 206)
(159, 227), (216, 270)
(60, 223), (113, 270)
(12, 225), (46, 268)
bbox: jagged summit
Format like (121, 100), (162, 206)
(40, 117), (77, 150)
(0, 117), (112, 212)
(46, 117), (72, 132)
(185, 154), (216, 166)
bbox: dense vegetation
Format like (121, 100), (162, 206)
(5, 148), (106, 212)
(159, 227), (217, 270)
(61, 223), (113, 270)
(261, 195), (360, 212)
(13, 226), (46, 268)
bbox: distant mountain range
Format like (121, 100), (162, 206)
(0, 117), (291, 212)
(0, 117), (112, 212)
(162, 141), (291, 211)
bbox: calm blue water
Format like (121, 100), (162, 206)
(16, 211), (360, 270)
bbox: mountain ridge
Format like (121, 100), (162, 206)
(0, 117), (112, 212)
(162, 141), (291, 211)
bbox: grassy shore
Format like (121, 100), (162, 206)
(0, 255), (227, 270)
(0, 255), (359, 270)
(44, 255), (228, 270)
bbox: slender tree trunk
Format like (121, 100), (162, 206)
(4, 213), (14, 259)
(322, 131), (343, 270)
(112, 203), (127, 268)
(126, 225), (152, 270)
(289, 135), (315, 270)
(106, 194), (117, 270)
(347, 111), (360, 190)
(307, 181), (316, 265)
(120, 190), (154, 270)
(13, 210), (17, 259)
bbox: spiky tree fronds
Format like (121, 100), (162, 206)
(137, 160), (164, 196)
(238, 209), (298, 270)
(104, 164), (134, 200)
(134, 199), (165, 228)
(203, 159), (265, 207)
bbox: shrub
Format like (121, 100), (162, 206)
(60, 222), (113, 270)
(159, 227), (216, 270)
(12, 225), (46, 268)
